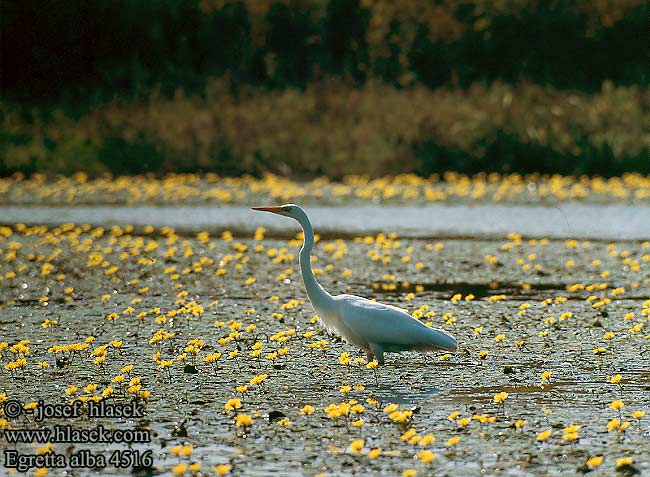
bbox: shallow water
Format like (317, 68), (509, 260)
(1, 203), (650, 239)
(0, 221), (648, 476)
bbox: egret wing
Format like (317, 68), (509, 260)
(335, 295), (441, 347)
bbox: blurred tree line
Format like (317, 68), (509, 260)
(1, 0), (646, 100)
(0, 0), (647, 179)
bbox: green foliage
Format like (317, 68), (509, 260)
(98, 137), (164, 175)
(2, 82), (648, 178)
(0, 132), (45, 176)
(48, 135), (103, 176)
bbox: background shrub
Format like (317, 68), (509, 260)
(2, 81), (647, 178)
(1, 1), (646, 178)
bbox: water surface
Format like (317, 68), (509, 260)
(1, 204), (648, 240)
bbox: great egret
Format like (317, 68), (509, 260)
(252, 204), (457, 365)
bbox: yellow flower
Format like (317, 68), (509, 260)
(300, 405), (315, 415)
(609, 374), (622, 384)
(277, 417), (292, 427)
(65, 385), (78, 395)
(213, 464), (232, 476)
(347, 439), (364, 454)
(585, 455), (604, 469)
(367, 448), (381, 459)
(536, 430), (552, 441)
(615, 457), (633, 468)
(101, 386), (114, 397)
(607, 418), (621, 432)
(562, 432), (579, 442)
(417, 450), (435, 464)
(204, 352), (222, 363)
(400, 428), (417, 441)
(514, 419), (527, 429)
(445, 436), (460, 447)
(234, 414), (253, 427)
(36, 442), (54, 455)
(224, 398), (242, 413)
(402, 469), (417, 477)
(171, 463), (187, 476)
(610, 400), (624, 410)
(383, 403), (399, 413)
(388, 410), (413, 423)
(249, 374), (268, 385)
(473, 414), (495, 424)
(493, 391), (508, 403)
(631, 410), (645, 419)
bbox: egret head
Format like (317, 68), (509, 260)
(252, 204), (303, 219)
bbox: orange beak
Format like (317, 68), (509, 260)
(251, 206), (283, 214)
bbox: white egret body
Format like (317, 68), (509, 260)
(252, 204), (458, 364)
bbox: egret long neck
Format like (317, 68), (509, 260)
(296, 213), (332, 311)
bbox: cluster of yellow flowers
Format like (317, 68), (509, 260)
(0, 217), (647, 476)
(1, 172), (649, 206)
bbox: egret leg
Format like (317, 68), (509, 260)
(369, 343), (385, 366)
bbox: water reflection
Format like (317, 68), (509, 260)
(371, 383), (444, 406)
